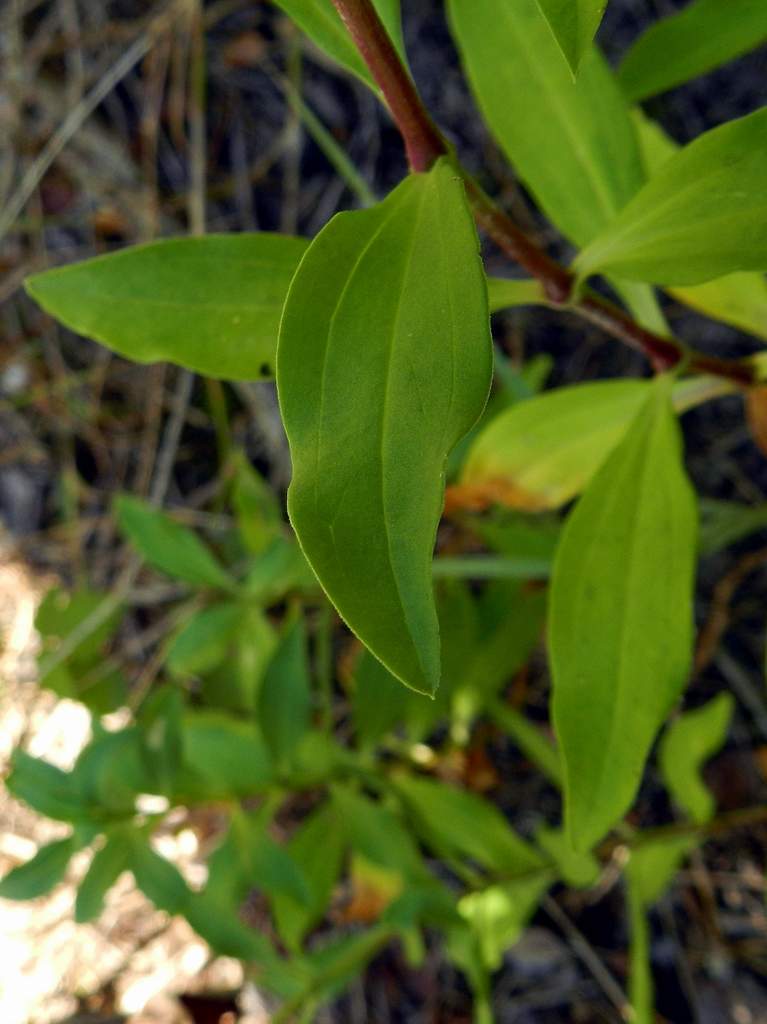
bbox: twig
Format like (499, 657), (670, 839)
(0, 2), (177, 245)
(328, 0), (757, 388)
(542, 894), (631, 1019)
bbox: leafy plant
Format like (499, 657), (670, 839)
(8, 0), (767, 1020)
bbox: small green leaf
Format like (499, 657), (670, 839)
(619, 0), (767, 102)
(0, 837), (76, 900)
(231, 812), (309, 906)
(25, 235), (307, 380)
(534, 0), (608, 75)
(166, 603), (243, 679)
(76, 834), (132, 922)
(699, 498), (767, 556)
(177, 712), (274, 799)
(462, 379), (650, 511)
(116, 495), (234, 590)
(659, 693), (734, 824)
(352, 646), (410, 750)
(272, 802), (346, 952)
(625, 836), (696, 1023)
(258, 616), (313, 767)
(273, 0), (404, 91)
(486, 277), (544, 313)
(459, 876), (550, 971)
(278, 158), (492, 694)
(71, 727), (155, 814)
(7, 752), (90, 823)
(129, 838), (190, 914)
(550, 377), (697, 850)
(632, 109), (767, 341)
(576, 108), (767, 287)
(231, 452), (283, 556)
(447, 0), (643, 248)
(394, 776), (543, 875)
(333, 786), (426, 879)
(535, 826), (599, 888)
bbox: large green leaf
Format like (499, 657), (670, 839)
(534, 0), (608, 75)
(6, 752), (91, 823)
(272, 0), (404, 90)
(461, 379), (649, 511)
(447, 0), (643, 248)
(659, 693), (733, 824)
(278, 158), (492, 695)
(549, 376), (697, 850)
(576, 108), (767, 286)
(25, 235), (307, 381)
(116, 495), (235, 590)
(632, 109), (767, 341)
(176, 712), (274, 799)
(619, 0), (767, 102)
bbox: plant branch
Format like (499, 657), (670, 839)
(330, 0), (446, 173)
(330, 0), (757, 388)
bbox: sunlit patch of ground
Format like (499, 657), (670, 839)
(0, 543), (264, 1023)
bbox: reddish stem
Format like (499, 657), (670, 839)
(329, 0), (757, 388)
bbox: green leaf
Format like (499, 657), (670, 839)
(575, 108), (767, 287)
(230, 812), (309, 906)
(618, 0), (767, 103)
(272, 802), (346, 952)
(462, 379), (650, 511)
(71, 726), (155, 814)
(632, 109), (767, 342)
(258, 616), (313, 768)
(35, 586), (126, 712)
(116, 495), (234, 590)
(447, 0), (643, 248)
(0, 836), (76, 900)
(129, 838), (191, 914)
(459, 876), (550, 971)
(25, 234), (307, 381)
(166, 602), (244, 679)
(533, 0), (608, 75)
(272, 0), (404, 91)
(332, 786), (426, 879)
(199, 606), (277, 713)
(394, 776), (543, 876)
(625, 836), (696, 1023)
(7, 751), (90, 823)
(75, 833), (132, 922)
(352, 645), (410, 750)
(231, 452), (283, 556)
(659, 693), (734, 824)
(486, 277), (544, 313)
(177, 711), (274, 799)
(535, 826), (599, 888)
(278, 158), (492, 695)
(549, 377), (697, 850)
(140, 686), (185, 795)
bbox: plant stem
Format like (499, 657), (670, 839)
(330, 0), (447, 173)
(330, 0), (757, 388)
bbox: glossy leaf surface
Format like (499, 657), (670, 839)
(278, 159), (492, 694)
(619, 0), (767, 102)
(659, 693), (733, 824)
(550, 377), (697, 850)
(447, 0), (643, 247)
(26, 235), (307, 380)
(576, 108), (767, 286)
(534, 0), (608, 74)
